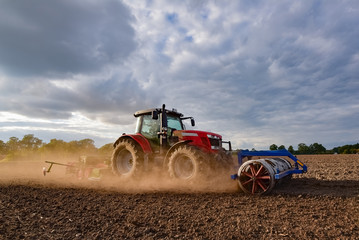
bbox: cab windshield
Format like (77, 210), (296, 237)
(135, 114), (184, 139)
(168, 115), (183, 131)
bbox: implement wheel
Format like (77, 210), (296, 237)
(168, 145), (204, 181)
(237, 159), (275, 195)
(111, 139), (143, 179)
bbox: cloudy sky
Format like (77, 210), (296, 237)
(0, 0), (358, 150)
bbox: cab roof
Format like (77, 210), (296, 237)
(134, 108), (183, 118)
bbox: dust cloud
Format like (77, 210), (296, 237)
(0, 156), (239, 194)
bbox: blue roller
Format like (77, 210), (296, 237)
(231, 149), (307, 195)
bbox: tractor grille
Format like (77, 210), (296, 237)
(207, 134), (221, 150)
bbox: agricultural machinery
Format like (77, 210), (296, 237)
(43, 104), (307, 195)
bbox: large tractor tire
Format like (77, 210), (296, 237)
(111, 139), (143, 179)
(168, 145), (204, 181)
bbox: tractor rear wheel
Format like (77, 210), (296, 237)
(111, 139), (143, 179)
(168, 145), (204, 181)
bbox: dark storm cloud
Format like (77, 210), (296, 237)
(0, 0), (136, 77)
(0, 73), (155, 124)
(0, 0), (154, 124)
(66, 75), (156, 124)
(1, 0), (358, 149)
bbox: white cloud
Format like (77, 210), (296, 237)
(0, 0), (358, 150)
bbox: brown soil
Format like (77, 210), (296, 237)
(1, 154), (358, 239)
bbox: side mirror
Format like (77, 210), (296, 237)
(191, 118), (195, 126)
(152, 111), (158, 120)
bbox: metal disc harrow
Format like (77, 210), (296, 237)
(231, 149), (307, 195)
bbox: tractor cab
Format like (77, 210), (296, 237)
(134, 105), (195, 152)
(43, 103), (307, 196)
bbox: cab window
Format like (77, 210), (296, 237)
(168, 116), (183, 131)
(141, 115), (160, 139)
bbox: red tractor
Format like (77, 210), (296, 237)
(43, 104), (307, 195)
(111, 104), (233, 180)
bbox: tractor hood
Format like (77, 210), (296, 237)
(173, 130), (222, 151)
(173, 130), (222, 139)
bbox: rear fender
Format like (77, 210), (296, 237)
(113, 134), (152, 154)
(163, 140), (192, 168)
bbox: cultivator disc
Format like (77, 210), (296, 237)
(238, 160), (275, 195)
(237, 158), (292, 195)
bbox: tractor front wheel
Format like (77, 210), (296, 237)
(168, 145), (204, 181)
(111, 139), (143, 179)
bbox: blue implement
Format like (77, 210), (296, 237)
(231, 149), (307, 180)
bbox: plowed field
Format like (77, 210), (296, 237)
(1, 154), (358, 239)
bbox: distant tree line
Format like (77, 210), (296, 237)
(0, 134), (113, 161)
(332, 143), (359, 154)
(268, 142), (359, 154)
(1, 134), (358, 161)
